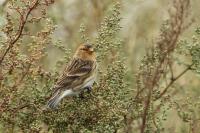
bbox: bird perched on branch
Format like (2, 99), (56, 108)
(47, 43), (97, 109)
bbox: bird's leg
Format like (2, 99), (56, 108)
(85, 86), (92, 93)
(79, 91), (84, 99)
(79, 86), (92, 99)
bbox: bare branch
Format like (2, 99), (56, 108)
(155, 63), (194, 100)
(0, 0), (39, 65)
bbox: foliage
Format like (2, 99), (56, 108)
(125, 0), (200, 133)
(0, 0), (200, 133)
(0, 1), (128, 132)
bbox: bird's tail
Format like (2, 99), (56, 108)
(47, 89), (73, 109)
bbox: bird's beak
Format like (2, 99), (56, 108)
(90, 48), (94, 52)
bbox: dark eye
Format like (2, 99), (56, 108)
(80, 48), (87, 51)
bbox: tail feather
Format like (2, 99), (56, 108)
(47, 89), (74, 109)
(47, 90), (62, 109)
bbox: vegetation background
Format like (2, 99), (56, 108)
(0, 0), (199, 133)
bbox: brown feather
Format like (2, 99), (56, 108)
(48, 43), (97, 108)
(52, 54), (96, 92)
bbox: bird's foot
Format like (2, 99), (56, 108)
(79, 91), (84, 99)
(79, 87), (92, 99)
(85, 86), (92, 93)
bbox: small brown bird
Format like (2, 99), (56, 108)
(47, 43), (97, 109)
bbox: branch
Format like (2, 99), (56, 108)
(13, 63), (31, 89)
(0, 0), (39, 65)
(137, 0), (191, 132)
(141, 88), (152, 133)
(0, 63), (31, 113)
(155, 63), (194, 100)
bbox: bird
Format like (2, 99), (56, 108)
(47, 43), (97, 109)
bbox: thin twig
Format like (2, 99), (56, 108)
(155, 63), (194, 100)
(0, 0), (39, 65)
(139, 1), (190, 132)
(13, 63), (31, 88)
(141, 88), (152, 133)
(0, 63), (31, 113)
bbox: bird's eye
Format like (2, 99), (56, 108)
(80, 48), (87, 51)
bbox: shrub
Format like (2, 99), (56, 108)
(0, 1), (129, 132)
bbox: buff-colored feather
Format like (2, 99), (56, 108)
(47, 43), (97, 109)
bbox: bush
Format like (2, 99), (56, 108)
(0, 0), (199, 133)
(0, 1), (129, 132)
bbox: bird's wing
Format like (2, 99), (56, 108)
(52, 58), (96, 92)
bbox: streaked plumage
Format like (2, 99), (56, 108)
(47, 44), (97, 109)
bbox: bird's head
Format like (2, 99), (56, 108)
(74, 43), (96, 60)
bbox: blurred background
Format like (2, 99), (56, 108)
(42, 0), (200, 71)
(0, 0), (200, 132)
(1, 0), (200, 72)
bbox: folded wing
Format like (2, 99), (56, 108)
(52, 58), (96, 94)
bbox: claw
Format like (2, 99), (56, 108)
(86, 86), (92, 93)
(79, 91), (84, 99)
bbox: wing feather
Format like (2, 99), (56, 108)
(52, 58), (96, 92)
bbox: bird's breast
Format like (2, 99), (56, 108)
(82, 76), (95, 89)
